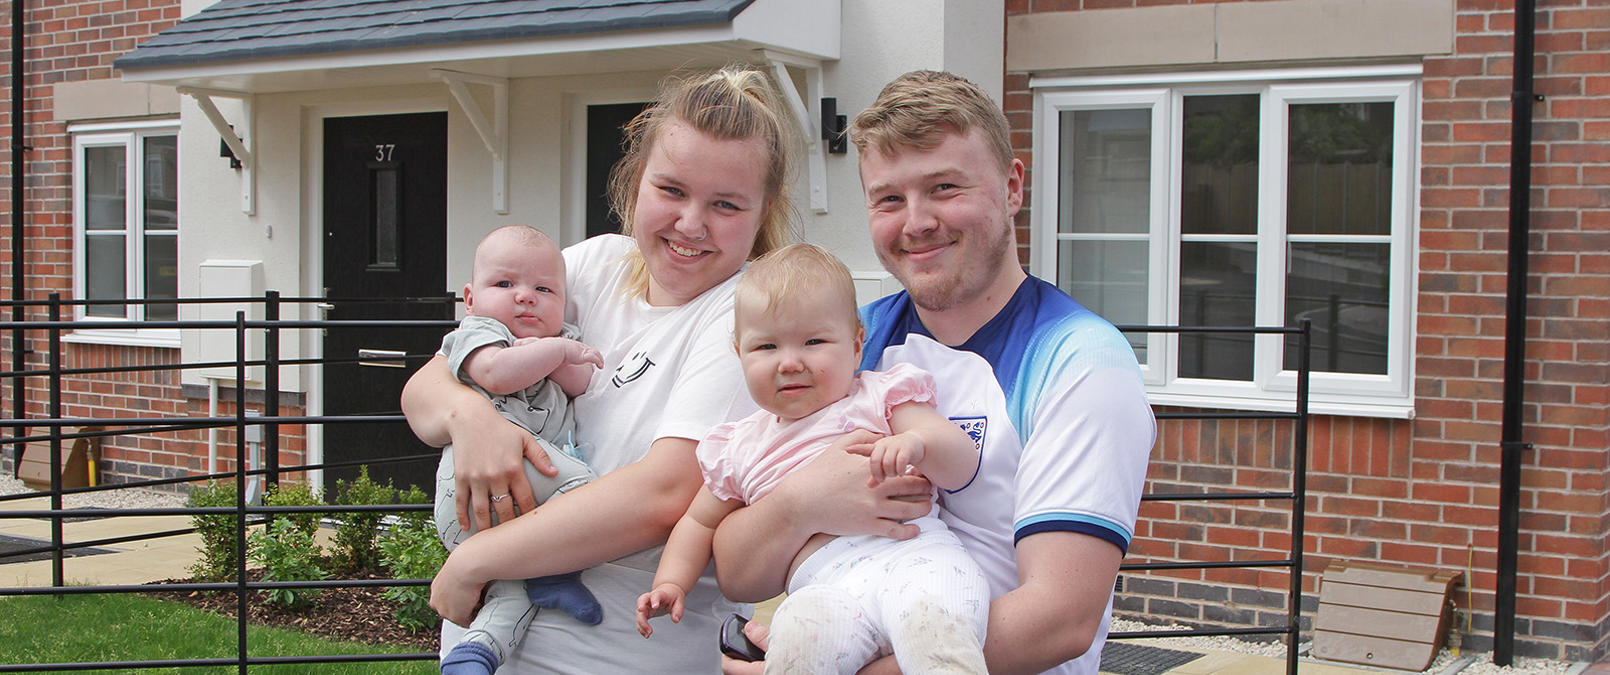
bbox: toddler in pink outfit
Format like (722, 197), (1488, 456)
(635, 244), (989, 674)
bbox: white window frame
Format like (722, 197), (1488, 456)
(69, 120), (181, 348)
(1031, 67), (1419, 418)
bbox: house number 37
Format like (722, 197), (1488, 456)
(373, 143), (396, 161)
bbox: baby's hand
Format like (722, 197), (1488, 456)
(561, 339), (604, 369)
(848, 432), (926, 486)
(635, 583), (687, 638)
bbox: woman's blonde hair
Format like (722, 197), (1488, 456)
(734, 243), (860, 338)
(850, 70), (1013, 172)
(608, 65), (801, 297)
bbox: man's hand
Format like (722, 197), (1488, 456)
(712, 430), (935, 602)
(786, 430), (933, 539)
(719, 620), (771, 675)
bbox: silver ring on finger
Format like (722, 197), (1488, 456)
(490, 493), (509, 503)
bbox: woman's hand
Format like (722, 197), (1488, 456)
(429, 547), (490, 627)
(451, 416), (558, 531)
(401, 354), (558, 529)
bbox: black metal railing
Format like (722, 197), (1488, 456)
(1104, 321), (1312, 675)
(1, 293), (1312, 673)
(1, 293), (457, 673)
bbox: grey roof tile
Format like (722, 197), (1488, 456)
(117, 0), (754, 70)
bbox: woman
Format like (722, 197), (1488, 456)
(402, 66), (799, 672)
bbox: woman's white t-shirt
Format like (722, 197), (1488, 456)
(442, 234), (755, 673)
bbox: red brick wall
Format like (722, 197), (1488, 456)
(1417, 0), (1610, 658)
(1007, 0), (1610, 661)
(1, 1), (313, 492)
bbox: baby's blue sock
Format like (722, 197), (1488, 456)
(526, 572), (602, 625)
(440, 642), (498, 675)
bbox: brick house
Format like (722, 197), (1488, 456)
(1000, 0), (1609, 662)
(3, 0), (1607, 663)
(0, 1), (283, 488)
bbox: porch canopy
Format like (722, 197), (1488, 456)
(116, 0), (841, 214)
(115, 0), (840, 93)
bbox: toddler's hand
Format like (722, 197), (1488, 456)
(634, 583), (687, 638)
(848, 432), (926, 486)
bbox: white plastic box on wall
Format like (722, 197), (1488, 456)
(195, 260), (264, 384)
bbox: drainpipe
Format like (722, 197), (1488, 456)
(1494, 0), (1537, 666)
(9, 0), (26, 477)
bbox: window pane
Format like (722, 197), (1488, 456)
(143, 135), (178, 232)
(1285, 242), (1388, 374)
(85, 234), (127, 317)
(1179, 241), (1256, 380)
(1287, 102), (1393, 236)
(144, 233), (178, 321)
(372, 166), (400, 268)
(85, 146), (126, 231)
(1181, 95), (1259, 235)
(1058, 239), (1148, 362)
(1059, 108), (1150, 235)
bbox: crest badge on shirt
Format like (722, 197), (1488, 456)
(611, 351), (656, 388)
(951, 416), (987, 454)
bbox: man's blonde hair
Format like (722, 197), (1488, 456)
(608, 65), (801, 297)
(734, 243), (860, 336)
(850, 70), (1013, 172)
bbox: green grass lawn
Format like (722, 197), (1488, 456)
(0, 593), (435, 674)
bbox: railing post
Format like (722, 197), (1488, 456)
(264, 291), (280, 491)
(234, 310), (249, 674)
(1286, 319), (1312, 675)
(48, 292), (64, 589)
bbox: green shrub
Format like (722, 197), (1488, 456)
(378, 512), (447, 633)
(264, 481), (322, 538)
(186, 481), (241, 581)
(248, 518), (330, 610)
(396, 483), (432, 530)
(331, 466), (396, 575)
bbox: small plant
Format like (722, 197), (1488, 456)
(378, 510), (447, 633)
(248, 518), (330, 610)
(395, 483), (432, 531)
(186, 481), (241, 581)
(331, 466), (396, 575)
(264, 481), (322, 538)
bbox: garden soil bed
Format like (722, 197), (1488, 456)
(148, 569), (439, 653)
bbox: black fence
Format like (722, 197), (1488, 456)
(1108, 322), (1312, 675)
(0, 293), (1312, 674)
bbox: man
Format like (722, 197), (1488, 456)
(713, 70), (1155, 674)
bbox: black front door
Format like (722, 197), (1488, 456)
(585, 102), (649, 238)
(321, 112), (449, 495)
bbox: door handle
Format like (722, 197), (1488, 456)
(316, 303), (335, 335)
(358, 348), (409, 368)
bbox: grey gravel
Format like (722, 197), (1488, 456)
(0, 472), (188, 510)
(1109, 618), (1585, 674)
